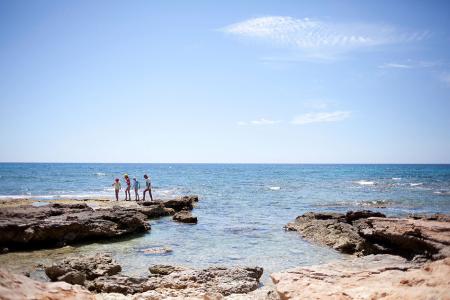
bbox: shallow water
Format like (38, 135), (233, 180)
(0, 163), (449, 282)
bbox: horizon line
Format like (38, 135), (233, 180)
(1, 161), (450, 165)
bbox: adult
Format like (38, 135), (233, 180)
(142, 174), (153, 201)
(123, 174), (131, 201)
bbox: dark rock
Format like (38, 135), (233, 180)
(345, 210), (386, 223)
(0, 205), (150, 250)
(173, 211), (198, 224)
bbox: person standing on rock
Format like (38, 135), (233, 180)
(133, 177), (140, 201)
(112, 178), (121, 201)
(123, 174), (131, 201)
(142, 174), (153, 201)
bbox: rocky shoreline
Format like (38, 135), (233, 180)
(0, 202), (449, 299)
(0, 196), (198, 252)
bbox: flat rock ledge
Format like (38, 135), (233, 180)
(0, 203), (150, 251)
(285, 210), (450, 259)
(271, 254), (450, 300)
(0, 195), (199, 251)
(42, 253), (264, 299)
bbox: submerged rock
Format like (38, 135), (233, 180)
(271, 255), (450, 300)
(173, 211), (198, 224)
(286, 210), (450, 259)
(0, 268), (95, 300)
(0, 204), (150, 250)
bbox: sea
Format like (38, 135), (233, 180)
(0, 163), (449, 282)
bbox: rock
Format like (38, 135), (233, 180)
(45, 253), (121, 283)
(0, 268), (95, 300)
(137, 204), (175, 218)
(173, 211), (198, 224)
(141, 266), (264, 298)
(138, 195), (198, 212)
(90, 275), (147, 294)
(345, 210), (386, 223)
(0, 204), (150, 250)
(286, 210), (450, 259)
(140, 247), (173, 255)
(356, 216), (450, 259)
(285, 212), (375, 255)
(149, 264), (186, 275)
(271, 255), (450, 300)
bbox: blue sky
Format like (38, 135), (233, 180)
(1, 0), (450, 163)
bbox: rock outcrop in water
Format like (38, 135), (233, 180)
(285, 210), (450, 259)
(271, 255), (450, 300)
(42, 253), (263, 298)
(0, 203), (150, 250)
(173, 211), (198, 224)
(0, 196), (200, 251)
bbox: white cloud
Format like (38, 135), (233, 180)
(291, 111), (351, 125)
(237, 118), (281, 126)
(379, 63), (413, 69)
(303, 99), (331, 110)
(222, 16), (428, 57)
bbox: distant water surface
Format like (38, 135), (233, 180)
(0, 163), (449, 281)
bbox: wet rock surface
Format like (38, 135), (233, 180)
(271, 255), (450, 300)
(286, 210), (450, 259)
(0, 268), (95, 300)
(173, 211), (198, 224)
(44, 254), (263, 298)
(0, 203), (150, 250)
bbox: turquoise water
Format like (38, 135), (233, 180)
(1, 163), (449, 280)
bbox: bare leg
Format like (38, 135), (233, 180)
(115, 190), (119, 201)
(149, 188), (153, 202)
(142, 189), (147, 201)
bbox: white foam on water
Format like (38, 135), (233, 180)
(269, 186), (281, 190)
(392, 177), (401, 180)
(410, 183), (423, 187)
(355, 180), (375, 186)
(94, 172), (107, 176)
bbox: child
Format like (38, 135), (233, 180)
(133, 177), (140, 201)
(142, 174), (153, 201)
(124, 174), (131, 201)
(112, 178), (121, 201)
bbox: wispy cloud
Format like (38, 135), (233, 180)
(237, 118), (281, 126)
(222, 16), (428, 56)
(379, 60), (439, 69)
(291, 111), (351, 125)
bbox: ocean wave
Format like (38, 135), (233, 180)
(434, 190), (450, 196)
(410, 183), (423, 187)
(355, 180), (375, 186)
(269, 186), (281, 191)
(392, 177), (401, 180)
(94, 172), (107, 176)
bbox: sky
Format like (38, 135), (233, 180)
(1, 0), (450, 163)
